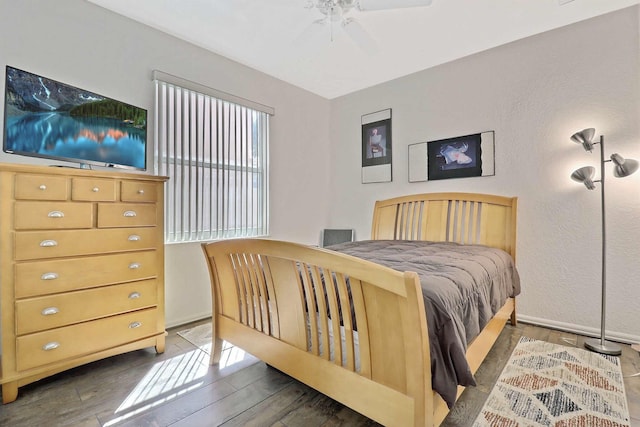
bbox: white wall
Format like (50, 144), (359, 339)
(328, 6), (640, 342)
(0, 0), (332, 327)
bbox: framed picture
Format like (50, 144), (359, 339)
(362, 119), (391, 167)
(408, 131), (495, 182)
(361, 109), (392, 183)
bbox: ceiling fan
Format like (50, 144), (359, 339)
(308, 0), (433, 15)
(303, 0), (433, 46)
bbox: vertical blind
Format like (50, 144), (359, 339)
(153, 72), (271, 243)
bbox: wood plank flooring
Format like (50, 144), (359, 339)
(1, 320), (638, 426)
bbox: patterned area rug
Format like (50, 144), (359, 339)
(474, 337), (630, 427)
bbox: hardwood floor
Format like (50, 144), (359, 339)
(1, 320), (638, 426)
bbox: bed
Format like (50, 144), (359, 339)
(201, 192), (519, 426)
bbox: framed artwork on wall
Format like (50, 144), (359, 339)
(362, 109), (392, 183)
(408, 131), (495, 182)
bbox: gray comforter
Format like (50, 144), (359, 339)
(327, 240), (521, 407)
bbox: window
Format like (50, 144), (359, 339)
(153, 71), (272, 243)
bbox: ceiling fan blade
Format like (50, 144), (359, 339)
(358, 0), (432, 11)
(342, 19), (378, 55)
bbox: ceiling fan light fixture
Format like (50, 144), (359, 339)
(306, 0), (432, 44)
(313, 0), (356, 19)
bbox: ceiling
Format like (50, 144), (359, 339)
(86, 0), (639, 99)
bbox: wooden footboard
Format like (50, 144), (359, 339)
(202, 239), (434, 427)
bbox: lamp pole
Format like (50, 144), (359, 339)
(584, 135), (622, 356)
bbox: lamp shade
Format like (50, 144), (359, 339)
(610, 153), (639, 178)
(571, 128), (596, 152)
(571, 166), (596, 190)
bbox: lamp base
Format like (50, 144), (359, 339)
(584, 338), (622, 356)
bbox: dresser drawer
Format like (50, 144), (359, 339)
(14, 174), (69, 200)
(16, 308), (159, 371)
(15, 251), (159, 298)
(71, 177), (117, 202)
(121, 181), (158, 203)
(14, 227), (158, 261)
(16, 280), (158, 335)
(98, 203), (157, 228)
(14, 201), (94, 230)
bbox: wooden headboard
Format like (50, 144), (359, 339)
(371, 192), (518, 261)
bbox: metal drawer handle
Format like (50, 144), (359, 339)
(123, 210), (137, 217)
(137, 189), (145, 195)
(39, 184), (47, 191)
(47, 211), (65, 218)
(42, 307), (59, 316)
(41, 272), (59, 280)
(129, 292), (141, 299)
(92, 187), (99, 192)
(129, 321), (142, 329)
(129, 262), (141, 269)
(128, 234), (141, 242)
(42, 342), (60, 351)
(40, 240), (58, 247)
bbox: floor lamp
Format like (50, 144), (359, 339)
(570, 128), (638, 356)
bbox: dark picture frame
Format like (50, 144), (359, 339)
(362, 118), (392, 168)
(427, 133), (484, 181)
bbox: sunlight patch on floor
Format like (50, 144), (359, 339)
(103, 342), (249, 426)
(218, 340), (247, 368)
(103, 349), (208, 426)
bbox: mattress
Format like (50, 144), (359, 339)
(327, 239), (521, 407)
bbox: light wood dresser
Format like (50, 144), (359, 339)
(0, 163), (168, 403)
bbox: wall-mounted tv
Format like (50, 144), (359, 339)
(3, 66), (147, 170)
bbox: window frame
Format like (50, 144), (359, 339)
(153, 71), (272, 243)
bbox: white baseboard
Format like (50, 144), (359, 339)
(166, 311), (212, 330)
(166, 312), (640, 345)
(518, 314), (640, 345)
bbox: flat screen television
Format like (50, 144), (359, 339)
(3, 66), (147, 170)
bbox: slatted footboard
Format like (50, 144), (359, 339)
(202, 239), (434, 427)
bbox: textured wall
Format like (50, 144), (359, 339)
(328, 7), (640, 342)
